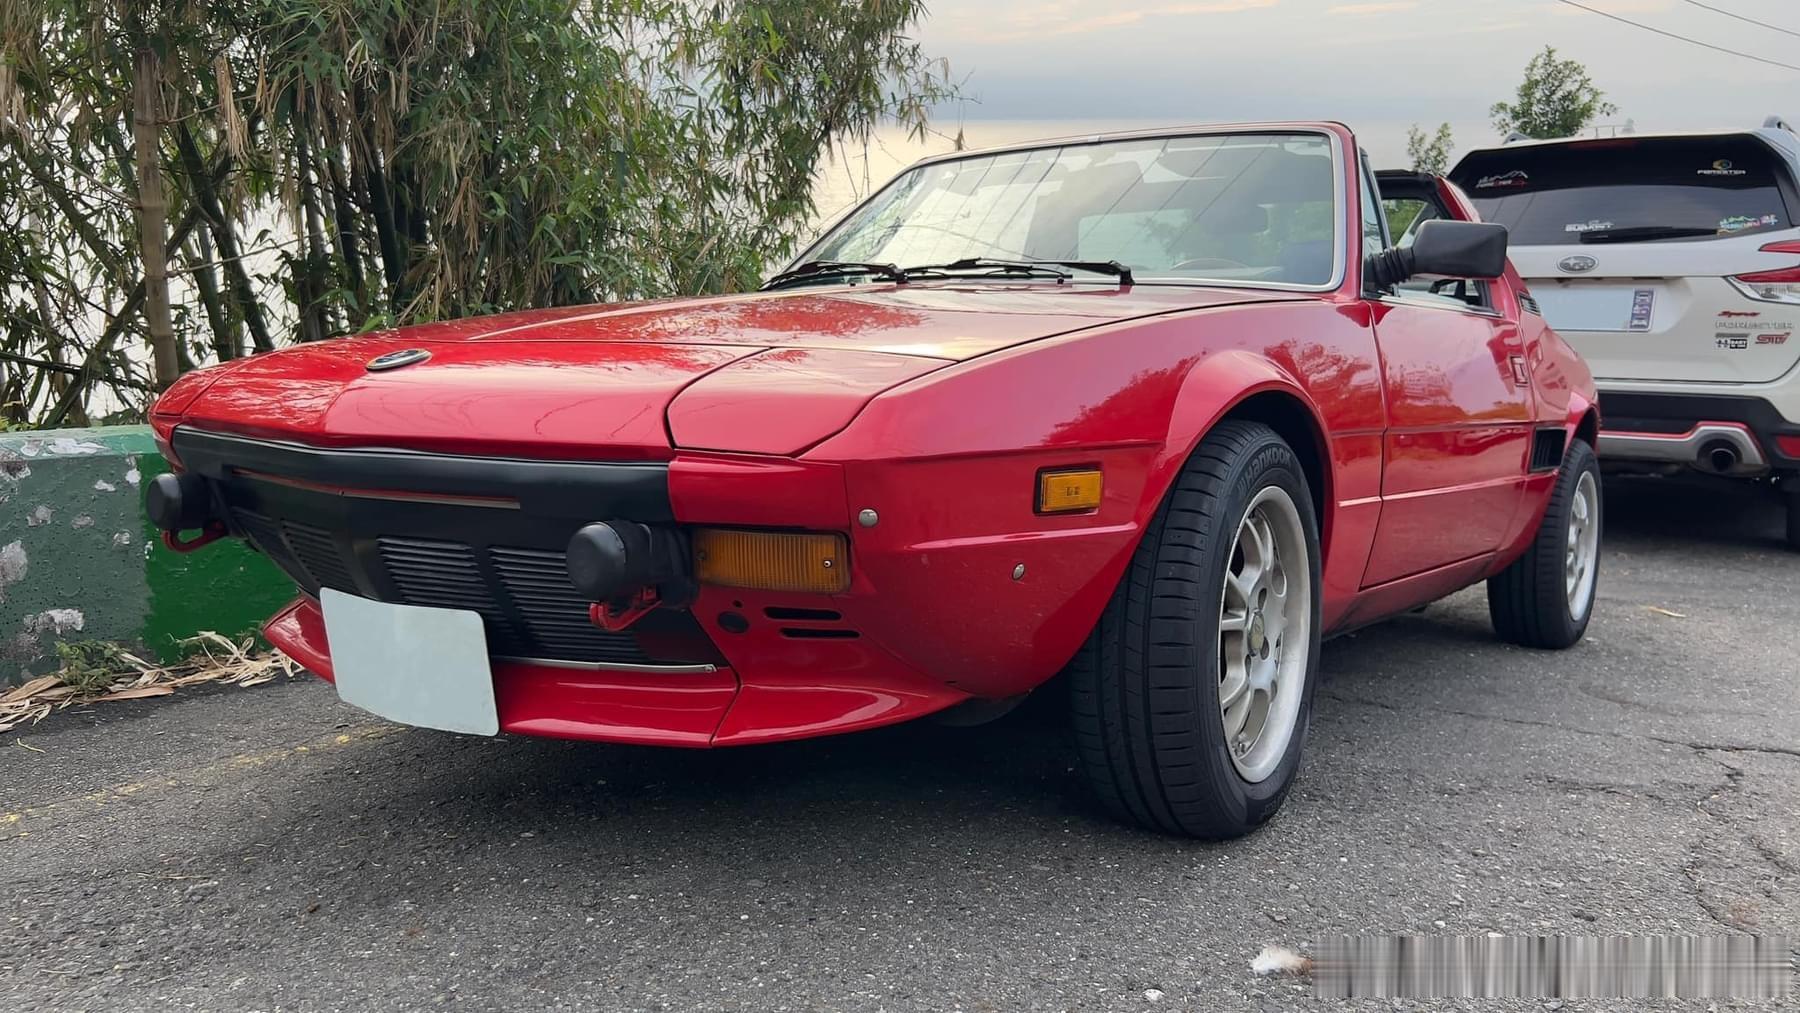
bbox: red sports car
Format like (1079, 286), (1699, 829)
(147, 124), (1600, 838)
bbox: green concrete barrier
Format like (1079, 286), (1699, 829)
(1, 426), (293, 684)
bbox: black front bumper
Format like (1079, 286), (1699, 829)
(167, 428), (719, 666)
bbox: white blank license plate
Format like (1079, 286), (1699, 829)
(1533, 286), (1656, 332)
(321, 588), (499, 735)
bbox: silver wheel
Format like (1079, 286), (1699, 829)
(1565, 470), (1600, 620)
(1217, 486), (1312, 784)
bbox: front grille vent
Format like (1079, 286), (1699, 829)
(282, 521), (357, 592)
(378, 537), (507, 623)
(234, 510), (307, 587)
(489, 547), (650, 664)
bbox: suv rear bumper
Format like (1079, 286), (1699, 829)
(1597, 391), (1800, 474)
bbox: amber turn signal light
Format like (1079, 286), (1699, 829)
(692, 529), (850, 594)
(1036, 467), (1103, 514)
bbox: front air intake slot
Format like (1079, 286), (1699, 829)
(778, 627), (860, 640)
(763, 606), (844, 622)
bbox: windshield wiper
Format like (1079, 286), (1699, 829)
(900, 257), (1135, 286)
(1578, 226), (1720, 245)
(761, 260), (907, 290)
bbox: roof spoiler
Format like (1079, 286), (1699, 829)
(1765, 115), (1795, 134)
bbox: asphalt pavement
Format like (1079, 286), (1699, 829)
(2, 475), (1797, 1011)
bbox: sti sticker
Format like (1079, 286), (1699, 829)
(1628, 289), (1655, 331)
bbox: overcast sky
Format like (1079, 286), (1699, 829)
(912, 0), (1800, 164)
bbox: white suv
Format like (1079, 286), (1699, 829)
(1451, 119), (1800, 548)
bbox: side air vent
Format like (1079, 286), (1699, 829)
(1530, 428), (1567, 473)
(1517, 291), (1542, 316)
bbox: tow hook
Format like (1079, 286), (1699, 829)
(589, 589), (662, 632)
(147, 472), (228, 553)
(161, 523), (229, 554)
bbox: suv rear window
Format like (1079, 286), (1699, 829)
(1451, 136), (1795, 245)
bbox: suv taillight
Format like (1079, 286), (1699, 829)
(1729, 240), (1800, 305)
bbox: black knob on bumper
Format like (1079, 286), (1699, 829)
(566, 522), (695, 608)
(568, 522), (654, 603)
(145, 472), (217, 532)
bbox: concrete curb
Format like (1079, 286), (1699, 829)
(1, 426), (292, 684)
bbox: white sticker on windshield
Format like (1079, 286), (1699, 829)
(1564, 220), (1615, 234)
(1475, 171), (1529, 189)
(1699, 159), (1748, 177)
(1718, 214), (1779, 233)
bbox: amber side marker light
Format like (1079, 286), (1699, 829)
(693, 529), (850, 594)
(1036, 467), (1104, 514)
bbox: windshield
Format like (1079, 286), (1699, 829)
(1453, 136), (1795, 245)
(802, 132), (1342, 287)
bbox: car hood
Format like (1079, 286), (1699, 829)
(323, 284), (1293, 358)
(171, 284), (1301, 459)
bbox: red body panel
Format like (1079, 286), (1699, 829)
(175, 123), (1598, 747)
(666, 348), (950, 455)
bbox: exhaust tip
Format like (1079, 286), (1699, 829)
(1700, 440), (1740, 474)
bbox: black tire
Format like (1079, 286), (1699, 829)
(1785, 486), (1800, 552)
(1487, 438), (1601, 649)
(1068, 421), (1321, 839)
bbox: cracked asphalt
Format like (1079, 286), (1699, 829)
(2, 475), (1796, 1011)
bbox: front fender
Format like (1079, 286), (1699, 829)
(1157, 348), (1332, 519)
(800, 307), (1358, 696)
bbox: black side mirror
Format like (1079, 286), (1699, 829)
(1365, 220), (1509, 290)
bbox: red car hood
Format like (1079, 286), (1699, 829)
(172, 284), (1298, 458)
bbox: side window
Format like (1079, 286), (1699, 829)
(1382, 199), (1438, 247)
(1383, 185), (1496, 313)
(1359, 168), (1388, 260)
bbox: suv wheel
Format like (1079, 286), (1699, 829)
(1785, 480), (1800, 551)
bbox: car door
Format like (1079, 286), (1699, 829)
(1363, 173), (1538, 586)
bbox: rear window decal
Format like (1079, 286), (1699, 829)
(1563, 220), (1615, 234)
(1456, 137), (1787, 245)
(1718, 214), (1779, 233)
(1629, 289), (1654, 331)
(1475, 171), (1529, 189)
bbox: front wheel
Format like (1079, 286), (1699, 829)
(1487, 438), (1602, 649)
(1069, 421), (1321, 839)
